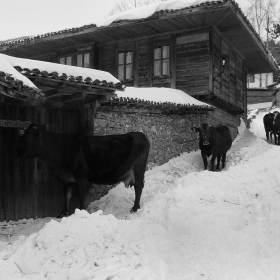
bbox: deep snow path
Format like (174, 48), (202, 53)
(1, 107), (280, 280)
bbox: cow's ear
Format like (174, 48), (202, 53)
(191, 127), (200, 132)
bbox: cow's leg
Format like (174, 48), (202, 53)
(131, 170), (144, 213)
(76, 177), (90, 211)
(265, 130), (271, 142)
(201, 152), (208, 170)
(216, 154), (222, 170)
(274, 132), (277, 145)
(210, 154), (217, 171)
(57, 183), (73, 218)
(269, 131), (273, 143)
(221, 153), (227, 169)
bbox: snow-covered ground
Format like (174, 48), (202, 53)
(1, 103), (280, 280)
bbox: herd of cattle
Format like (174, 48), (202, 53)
(263, 111), (280, 145)
(15, 122), (233, 217)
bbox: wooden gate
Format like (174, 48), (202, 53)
(0, 103), (94, 221)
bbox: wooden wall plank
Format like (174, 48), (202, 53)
(0, 104), (84, 221)
(176, 37), (209, 95)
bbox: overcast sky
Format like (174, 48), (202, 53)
(0, 0), (248, 41)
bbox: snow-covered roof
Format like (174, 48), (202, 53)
(1, 54), (122, 88)
(0, 0), (260, 50)
(0, 54), (124, 101)
(0, 0), (276, 74)
(0, 54), (36, 88)
(96, 0), (216, 27)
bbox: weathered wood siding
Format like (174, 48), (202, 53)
(138, 38), (150, 87)
(247, 89), (272, 104)
(212, 29), (245, 109)
(175, 32), (210, 95)
(100, 43), (117, 77)
(0, 104), (84, 221)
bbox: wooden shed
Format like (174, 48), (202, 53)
(0, 55), (124, 221)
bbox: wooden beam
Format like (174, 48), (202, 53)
(48, 92), (86, 103)
(44, 88), (58, 98)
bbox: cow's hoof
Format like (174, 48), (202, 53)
(130, 207), (139, 213)
(56, 212), (69, 218)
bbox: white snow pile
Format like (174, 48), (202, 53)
(97, 0), (215, 27)
(1, 103), (280, 279)
(0, 54), (120, 89)
(117, 86), (209, 106)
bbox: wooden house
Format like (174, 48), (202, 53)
(0, 0), (277, 116)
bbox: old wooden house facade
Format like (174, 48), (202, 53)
(0, 0), (277, 114)
(0, 0), (277, 221)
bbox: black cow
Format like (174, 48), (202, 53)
(192, 123), (232, 171)
(15, 124), (150, 217)
(263, 112), (277, 144)
(272, 112), (280, 145)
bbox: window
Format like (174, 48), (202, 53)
(154, 45), (170, 77)
(118, 51), (133, 81)
(249, 74), (255, 83)
(59, 56), (72, 66)
(77, 53), (91, 68)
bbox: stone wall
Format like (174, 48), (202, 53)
(207, 108), (241, 140)
(90, 108), (241, 201)
(93, 111), (206, 168)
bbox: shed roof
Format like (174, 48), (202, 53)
(0, 0), (277, 73)
(0, 54), (123, 106)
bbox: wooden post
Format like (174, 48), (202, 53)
(91, 99), (98, 135)
(170, 35), (176, 89)
(133, 41), (139, 87)
(209, 29), (213, 93)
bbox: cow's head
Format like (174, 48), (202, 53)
(191, 123), (210, 145)
(15, 124), (42, 158)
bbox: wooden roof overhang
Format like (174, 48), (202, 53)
(24, 74), (120, 105)
(197, 93), (244, 115)
(0, 0), (277, 74)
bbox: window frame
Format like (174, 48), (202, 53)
(153, 45), (170, 77)
(117, 49), (134, 82)
(77, 52), (91, 68)
(59, 55), (73, 66)
(249, 74), (255, 83)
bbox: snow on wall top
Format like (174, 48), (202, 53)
(117, 87), (210, 106)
